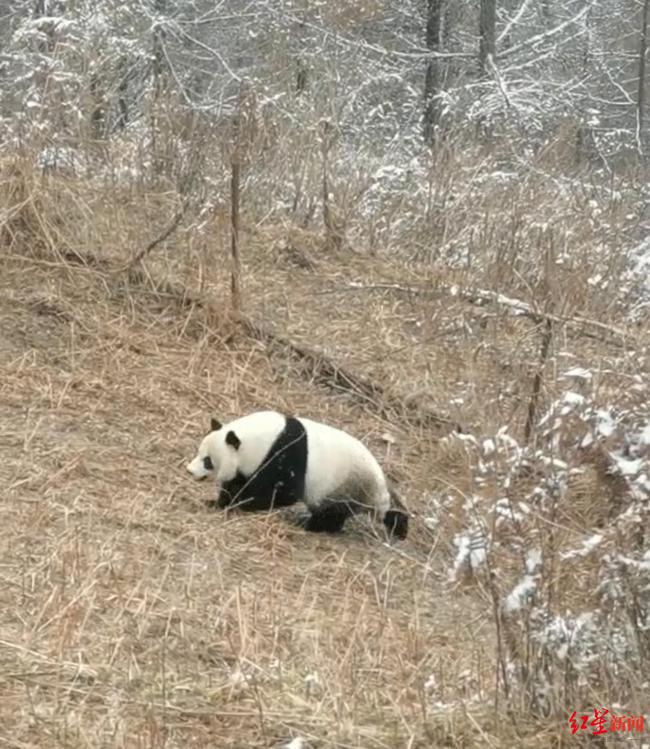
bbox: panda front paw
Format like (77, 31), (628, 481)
(204, 489), (233, 510)
(301, 507), (348, 534)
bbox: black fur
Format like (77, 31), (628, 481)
(217, 416), (307, 512)
(383, 510), (408, 540)
(225, 430), (241, 450)
(301, 499), (356, 533)
(206, 414), (408, 541)
(211, 417), (222, 432)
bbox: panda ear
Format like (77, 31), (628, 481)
(225, 430), (241, 450)
(210, 417), (222, 432)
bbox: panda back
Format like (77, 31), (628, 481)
(299, 417), (386, 505)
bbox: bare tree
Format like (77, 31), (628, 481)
(423, 0), (445, 144)
(480, 0), (497, 75)
(1, 0), (647, 183)
(150, 0), (167, 171)
(116, 58), (130, 130)
(638, 0), (650, 153)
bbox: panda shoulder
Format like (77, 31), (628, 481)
(228, 410), (287, 440)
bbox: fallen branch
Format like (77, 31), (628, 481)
(338, 281), (632, 346)
(33, 250), (461, 434)
(459, 287), (630, 342)
(242, 319), (460, 433)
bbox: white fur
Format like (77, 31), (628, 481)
(299, 416), (390, 515)
(186, 411), (391, 517)
(186, 411), (286, 484)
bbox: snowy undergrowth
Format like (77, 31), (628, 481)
(437, 367), (649, 718)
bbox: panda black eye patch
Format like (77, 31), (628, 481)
(203, 455), (214, 471)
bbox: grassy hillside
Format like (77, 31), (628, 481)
(0, 157), (647, 748)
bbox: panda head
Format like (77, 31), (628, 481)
(186, 417), (242, 481)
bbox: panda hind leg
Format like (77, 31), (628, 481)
(302, 500), (354, 534)
(383, 509), (408, 540)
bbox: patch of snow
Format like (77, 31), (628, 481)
(228, 668), (246, 690)
(37, 146), (82, 172)
(563, 367), (593, 381)
(494, 498), (524, 524)
(560, 534), (604, 560)
(454, 432), (478, 446)
(536, 455), (569, 470)
(609, 453), (643, 476)
(504, 574), (538, 613)
(282, 739), (307, 749)
(482, 438), (495, 456)
(595, 409), (616, 437)
(450, 528), (487, 579)
(616, 552), (650, 572)
(304, 672), (319, 691)
(424, 674), (437, 693)
(561, 392), (586, 412)
(526, 548), (542, 573)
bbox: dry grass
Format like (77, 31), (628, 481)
(0, 252), (488, 749)
(0, 157), (647, 748)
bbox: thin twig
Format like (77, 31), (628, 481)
(524, 318), (553, 445)
(121, 205), (187, 272)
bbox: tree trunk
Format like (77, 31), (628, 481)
(230, 157), (242, 313)
(151, 0), (166, 173)
(321, 120), (342, 251)
(423, 0), (444, 144)
(229, 82), (254, 314)
(90, 73), (105, 138)
(117, 58), (130, 130)
(479, 0), (497, 75)
(637, 0), (650, 153)
(295, 57), (308, 95)
(152, 0), (166, 90)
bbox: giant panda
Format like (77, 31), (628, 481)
(186, 410), (408, 539)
